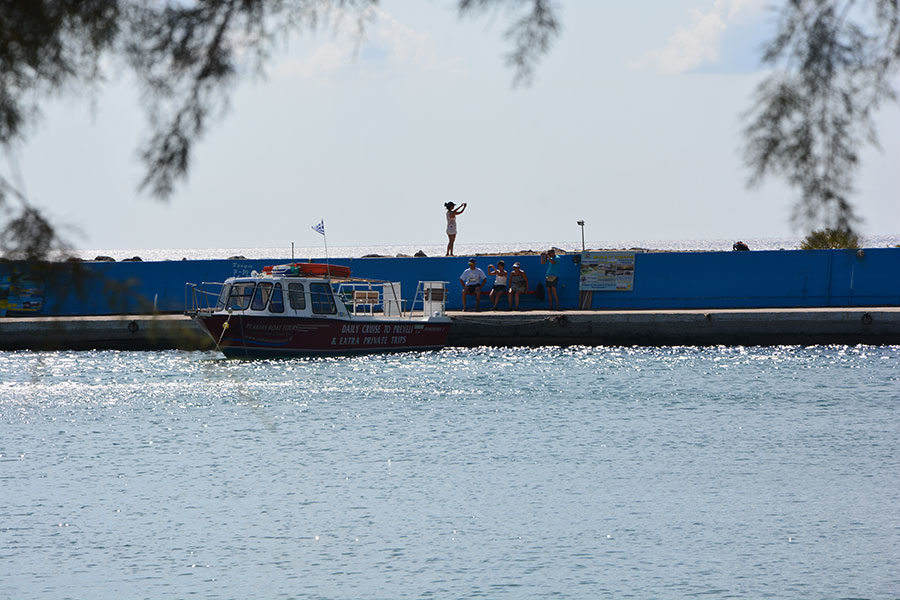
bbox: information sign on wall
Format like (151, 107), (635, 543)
(579, 252), (635, 292)
(0, 273), (44, 316)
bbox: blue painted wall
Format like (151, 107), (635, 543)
(2, 248), (898, 316)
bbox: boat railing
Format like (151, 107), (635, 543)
(336, 281), (407, 316)
(185, 281), (225, 314)
(334, 280), (447, 318)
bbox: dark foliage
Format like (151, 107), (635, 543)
(458, 0), (561, 86)
(0, 1), (896, 260)
(0, 0), (559, 259)
(743, 0), (900, 234)
(799, 227), (860, 249)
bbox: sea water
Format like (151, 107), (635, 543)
(1, 345), (898, 599)
(73, 233), (900, 262)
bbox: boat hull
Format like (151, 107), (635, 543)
(197, 313), (451, 358)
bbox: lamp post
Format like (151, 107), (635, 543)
(576, 220), (585, 252)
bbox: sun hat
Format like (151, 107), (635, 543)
(513, 262), (521, 268)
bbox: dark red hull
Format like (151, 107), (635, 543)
(197, 313), (451, 358)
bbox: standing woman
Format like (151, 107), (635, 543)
(541, 248), (560, 310)
(444, 201), (467, 256)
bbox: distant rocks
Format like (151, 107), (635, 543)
(414, 250), (427, 257)
(227, 255), (246, 260)
(91, 255), (143, 262)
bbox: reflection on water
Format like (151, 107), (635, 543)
(1, 346), (898, 599)
(71, 233), (900, 261)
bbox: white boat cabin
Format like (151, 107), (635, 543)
(205, 275), (446, 319)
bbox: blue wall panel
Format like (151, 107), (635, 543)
(2, 248), (898, 316)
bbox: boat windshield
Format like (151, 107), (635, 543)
(225, 282), (255, 311)
(270, 283), (285, 313)
(250, 282), (273, 311)
(215, 283), (231, 311)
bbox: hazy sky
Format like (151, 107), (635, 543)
(7, 0), (899, 250)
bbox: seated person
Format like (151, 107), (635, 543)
(487, 260), (511, 310)
(508, 262), (529, 310)
(459, 258), (487, 311)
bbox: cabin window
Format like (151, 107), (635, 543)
(250, 282), (273, 311)
(226, 282), (255, 310)
(215, 283), (231, 310)
(269, 283), (285, 313)
(288, 283), (306, 310)
(310, 282), (337, 314)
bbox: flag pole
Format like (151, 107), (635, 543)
(312, 219), (332, 276)
(322, 219), (331, 277)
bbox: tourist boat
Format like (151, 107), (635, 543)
(186, 263), (451, 358)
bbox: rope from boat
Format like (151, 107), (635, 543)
(215, 311), (234, 352)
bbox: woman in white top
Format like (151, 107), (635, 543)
(444, 201), (467, 256)
(487, 260), (510, 310)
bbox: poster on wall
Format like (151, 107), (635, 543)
(579, 252), (635, 292)
(0, 273), (45, 316)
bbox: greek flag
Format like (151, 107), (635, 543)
(312, 220), (325, 236)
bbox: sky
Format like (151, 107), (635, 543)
(6, 0), (899, 251)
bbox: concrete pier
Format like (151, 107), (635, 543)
(446, 307), (900, 347)
(1, 307), (899, 351)
(0, 314), (211, 351)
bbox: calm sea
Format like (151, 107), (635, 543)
(72, 234), (900, 262)
(2, 345), (898, 599)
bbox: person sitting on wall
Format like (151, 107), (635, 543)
(508, 262), (529, 310)
(487, 260), (511, 310)
(459, 258), (487, 311)
(733, 241), (750, 251)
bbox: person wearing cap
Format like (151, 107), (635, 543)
(487, 260), (510, 310)
(540, 248), (561, 310)
(459, 258), (486, 311)
(444, 201), (467, 256)
(508, 262), (529, 310)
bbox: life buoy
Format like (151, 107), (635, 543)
(861, 312), (873, 325)
(556, 314), (569, 327)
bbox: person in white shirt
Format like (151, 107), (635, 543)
(487, 260), (510, 310)
(459, 258), (486, 311)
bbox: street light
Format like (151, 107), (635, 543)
(576, 220), (585, 252)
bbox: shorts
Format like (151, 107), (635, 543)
(465, 284), (481, 294)
(546, 275), (558, 288)
(511, 282), (526, 293)
(492, 285), (507, 293)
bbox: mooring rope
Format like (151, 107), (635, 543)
(451, 314), (558, 326)
(215, 311), (233, 352)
